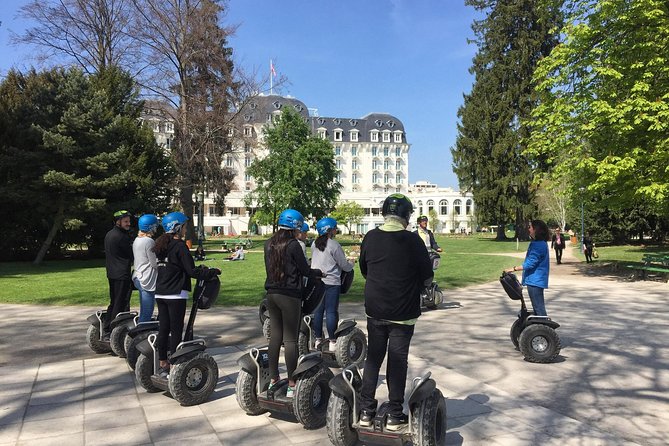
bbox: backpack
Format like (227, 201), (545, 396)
(500, 271), (523, 300)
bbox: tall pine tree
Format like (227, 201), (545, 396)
(452, 0), (563, 240)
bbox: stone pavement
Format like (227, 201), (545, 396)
(1, 246), (667, 445)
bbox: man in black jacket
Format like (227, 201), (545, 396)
(551, 227), (566, 265)
(103, 210), (134, 335)
(414, 215), (442, 252)
(358, 194), (433, 431)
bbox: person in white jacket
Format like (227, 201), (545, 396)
(310, 217), (354, 351)
(132, 214), (159, 322)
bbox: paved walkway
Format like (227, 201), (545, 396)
(1, 245), (667, 445)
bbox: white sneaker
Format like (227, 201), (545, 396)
(314, 338), (324, 350)
(329, 340), (337, 351)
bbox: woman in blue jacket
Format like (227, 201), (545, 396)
(506, 219), (551, 316)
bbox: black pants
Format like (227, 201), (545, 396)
(156, 298), (187, 361)
(360, 318), (415, 417)
(105, 278), (132, 331)
(584, 247), (593, 263)
(267, 293), (302, 381)
(554, 248), (563, 264)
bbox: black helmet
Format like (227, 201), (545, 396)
(381, 193), (413, 221)
(417, 215), (428, 223)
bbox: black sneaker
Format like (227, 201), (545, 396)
(386, 413), (408, 431)
(359, 410), (374, 427)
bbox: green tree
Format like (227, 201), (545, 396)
(529, 0), (669, 226)
(0, 67), (172, 262)
(428, 208), (439, 232)
(331, 201), (365, 237)
(452, 0), (563, 240)
(245, 107), (341, 230)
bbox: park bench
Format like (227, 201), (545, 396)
(220, 238), (253, 249)
(625, 254), (669, 281)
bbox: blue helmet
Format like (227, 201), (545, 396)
(277, 209), (304, 230)
(162, 211), (188, 233)
(138, 214), (159, 233)
(301, 222), (309, 233)
(316, 217), (337, 236)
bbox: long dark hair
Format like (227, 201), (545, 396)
(314, 233), (329, 252)
(531, 219), (550, 242)
(267, 229), (296, 283)
(152, 233), (173, 256)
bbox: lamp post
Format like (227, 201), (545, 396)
(578, 187), (585, 252)
(197, 192), (204, 249)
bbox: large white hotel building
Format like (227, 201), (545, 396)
(142, 94), (475, 235)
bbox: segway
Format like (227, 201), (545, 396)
(109, 311), (139, 357)
(235, 348), (334, 429)
(85, 310), (137, 355)
(420, 251), (443, 310)
(500, 271), (561, 363)
(135, 270), (220, 406)
(124, 319), (159, 370)
(326, 365), (447, 446)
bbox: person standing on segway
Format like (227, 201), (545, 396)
(414, 215), (442, 253)
(103, 210), (134, 337)
(153, 211), (220, 377)
(505, 219), (551, 316)
(132, 214), (159, 323)
(311, 217), (354, 351)
(264, 209), (324, 398)
(358, 194), (433, 431)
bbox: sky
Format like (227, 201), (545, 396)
(0, 0), (482, 190)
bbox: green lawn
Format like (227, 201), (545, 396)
(0, 233), (661, 307)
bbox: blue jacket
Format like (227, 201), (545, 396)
(522, 240), (550, 289)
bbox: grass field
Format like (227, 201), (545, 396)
(0, 233), (663, 307)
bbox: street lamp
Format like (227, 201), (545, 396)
(197, 192), (204, 249)
(578, 186), (585, 252)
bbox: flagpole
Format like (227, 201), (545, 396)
(270, 59), (273, 95)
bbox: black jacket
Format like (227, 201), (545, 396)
(360, 228), (433, 321)
(264, 238), (322, 299)
(104, 226), (133, 280)
(551, 234), (566, 250)
(414, 227), (441, 251)
(155, 238), (203, 295)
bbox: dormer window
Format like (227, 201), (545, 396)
(350, 130), (359, 142)
(333, 118), (341, 125)
(382, 131), (391, 142)
(394, 132), (402, 143)
(387, 120), (396, 128)
(244, 114), (251, 122)
(334, 129), (343, 141)
(318, 118), (326, 125)
(249, 102), (257, 109)
(272, 101), (282, 109)
(375, 119), (383, 127)
(370, 131), (379, 142)
(349, 119), (358, 127)
(243, 125), (252, 137)
(318, 128), (327, 139)
(294, 104), (303, 111)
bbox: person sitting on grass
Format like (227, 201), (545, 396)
(194, 245), (206, 261)
(225, 245), (245, 261)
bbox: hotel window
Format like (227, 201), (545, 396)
(337, 172), (342, 183)
(466, 199), (473, 215)
(396, 174), (401, 184)
(336, 159), (342, 169)
(454, 199), (462, 215)
(352, 160), (358, 170)
(417, 200), (423, 215)
(372, 160), (378, 169)
(394, 132), (402, 143)
(352, 173), (358, 183)
(384, 174), (390, 183)
(227, 127), (234, 137)
(351, 146), (358, 156)
(243, 126), (252, 137)
(395, 160), (401, 170)
(245, 156), (251, 167)
(373, 173), (379, 183)
(244, 143), (251, 153)
(427, 200), (435, 213)
(335, 146), (341, 156)
(245, 173), (251, 182)
(350, 131), (358, 142)
(382, 132), (391, 142)
(372, 146), (378, 156)
(370, 131), (379, 142)
(165, 122), (174, 133)
(395, 147), (401, 156)
(384, 147), (389, 157)
(440, 200), (449, 215)
(334, 130), (343, 141)
(226, 155), (233, 167)
(384, 160), (390, 170)
(318, 129), (326, 139)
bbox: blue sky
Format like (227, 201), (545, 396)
(0, 0), (481, 189)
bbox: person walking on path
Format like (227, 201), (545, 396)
(264, 209), (324, 398)
(583, 232), (595, 263)
(505, 219), (551, 316)
(132, 214), (159, 323)
(358, 194), (433, 431)
(103, 210), (134, 335)
(310, 217), (354, 351)
(551, 227), (566, 265)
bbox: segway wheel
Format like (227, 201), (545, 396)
(293, 365), (334, 429)
(262, 317), (271, 342)
(169, 352), (219, 406)
(86, 324), (112, 354)
(411, 388), (447, 446)
(135, 354), (161, 392)
(510, 319), (522, 350)
(326, 393), (358, 446)
(518, 324), (561, 363)
(298, 330), (310, 356)
(125, 335), (142, 370)
(334, 328), (367, 368)
(235, 369), (267, 415)
(110, 324), (130, 358)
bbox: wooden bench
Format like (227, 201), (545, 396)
(625, 254), (669, 281)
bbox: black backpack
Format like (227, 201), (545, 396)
(500, 271), (523, 300)
(195, 275), (221, 310)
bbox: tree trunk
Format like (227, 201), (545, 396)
(495, 223), (507, 241)
(33, 200), (65, 265)
(178, 184), (196, 243)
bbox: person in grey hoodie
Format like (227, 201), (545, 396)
(310, 217), (354, 351)
(132, 214), (159, 322)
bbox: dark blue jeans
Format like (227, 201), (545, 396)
(313, 284), (340, 340)
(360, 318), (415, 418)
(132, 277), (155, 323)
(527, 285), (547, 316)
